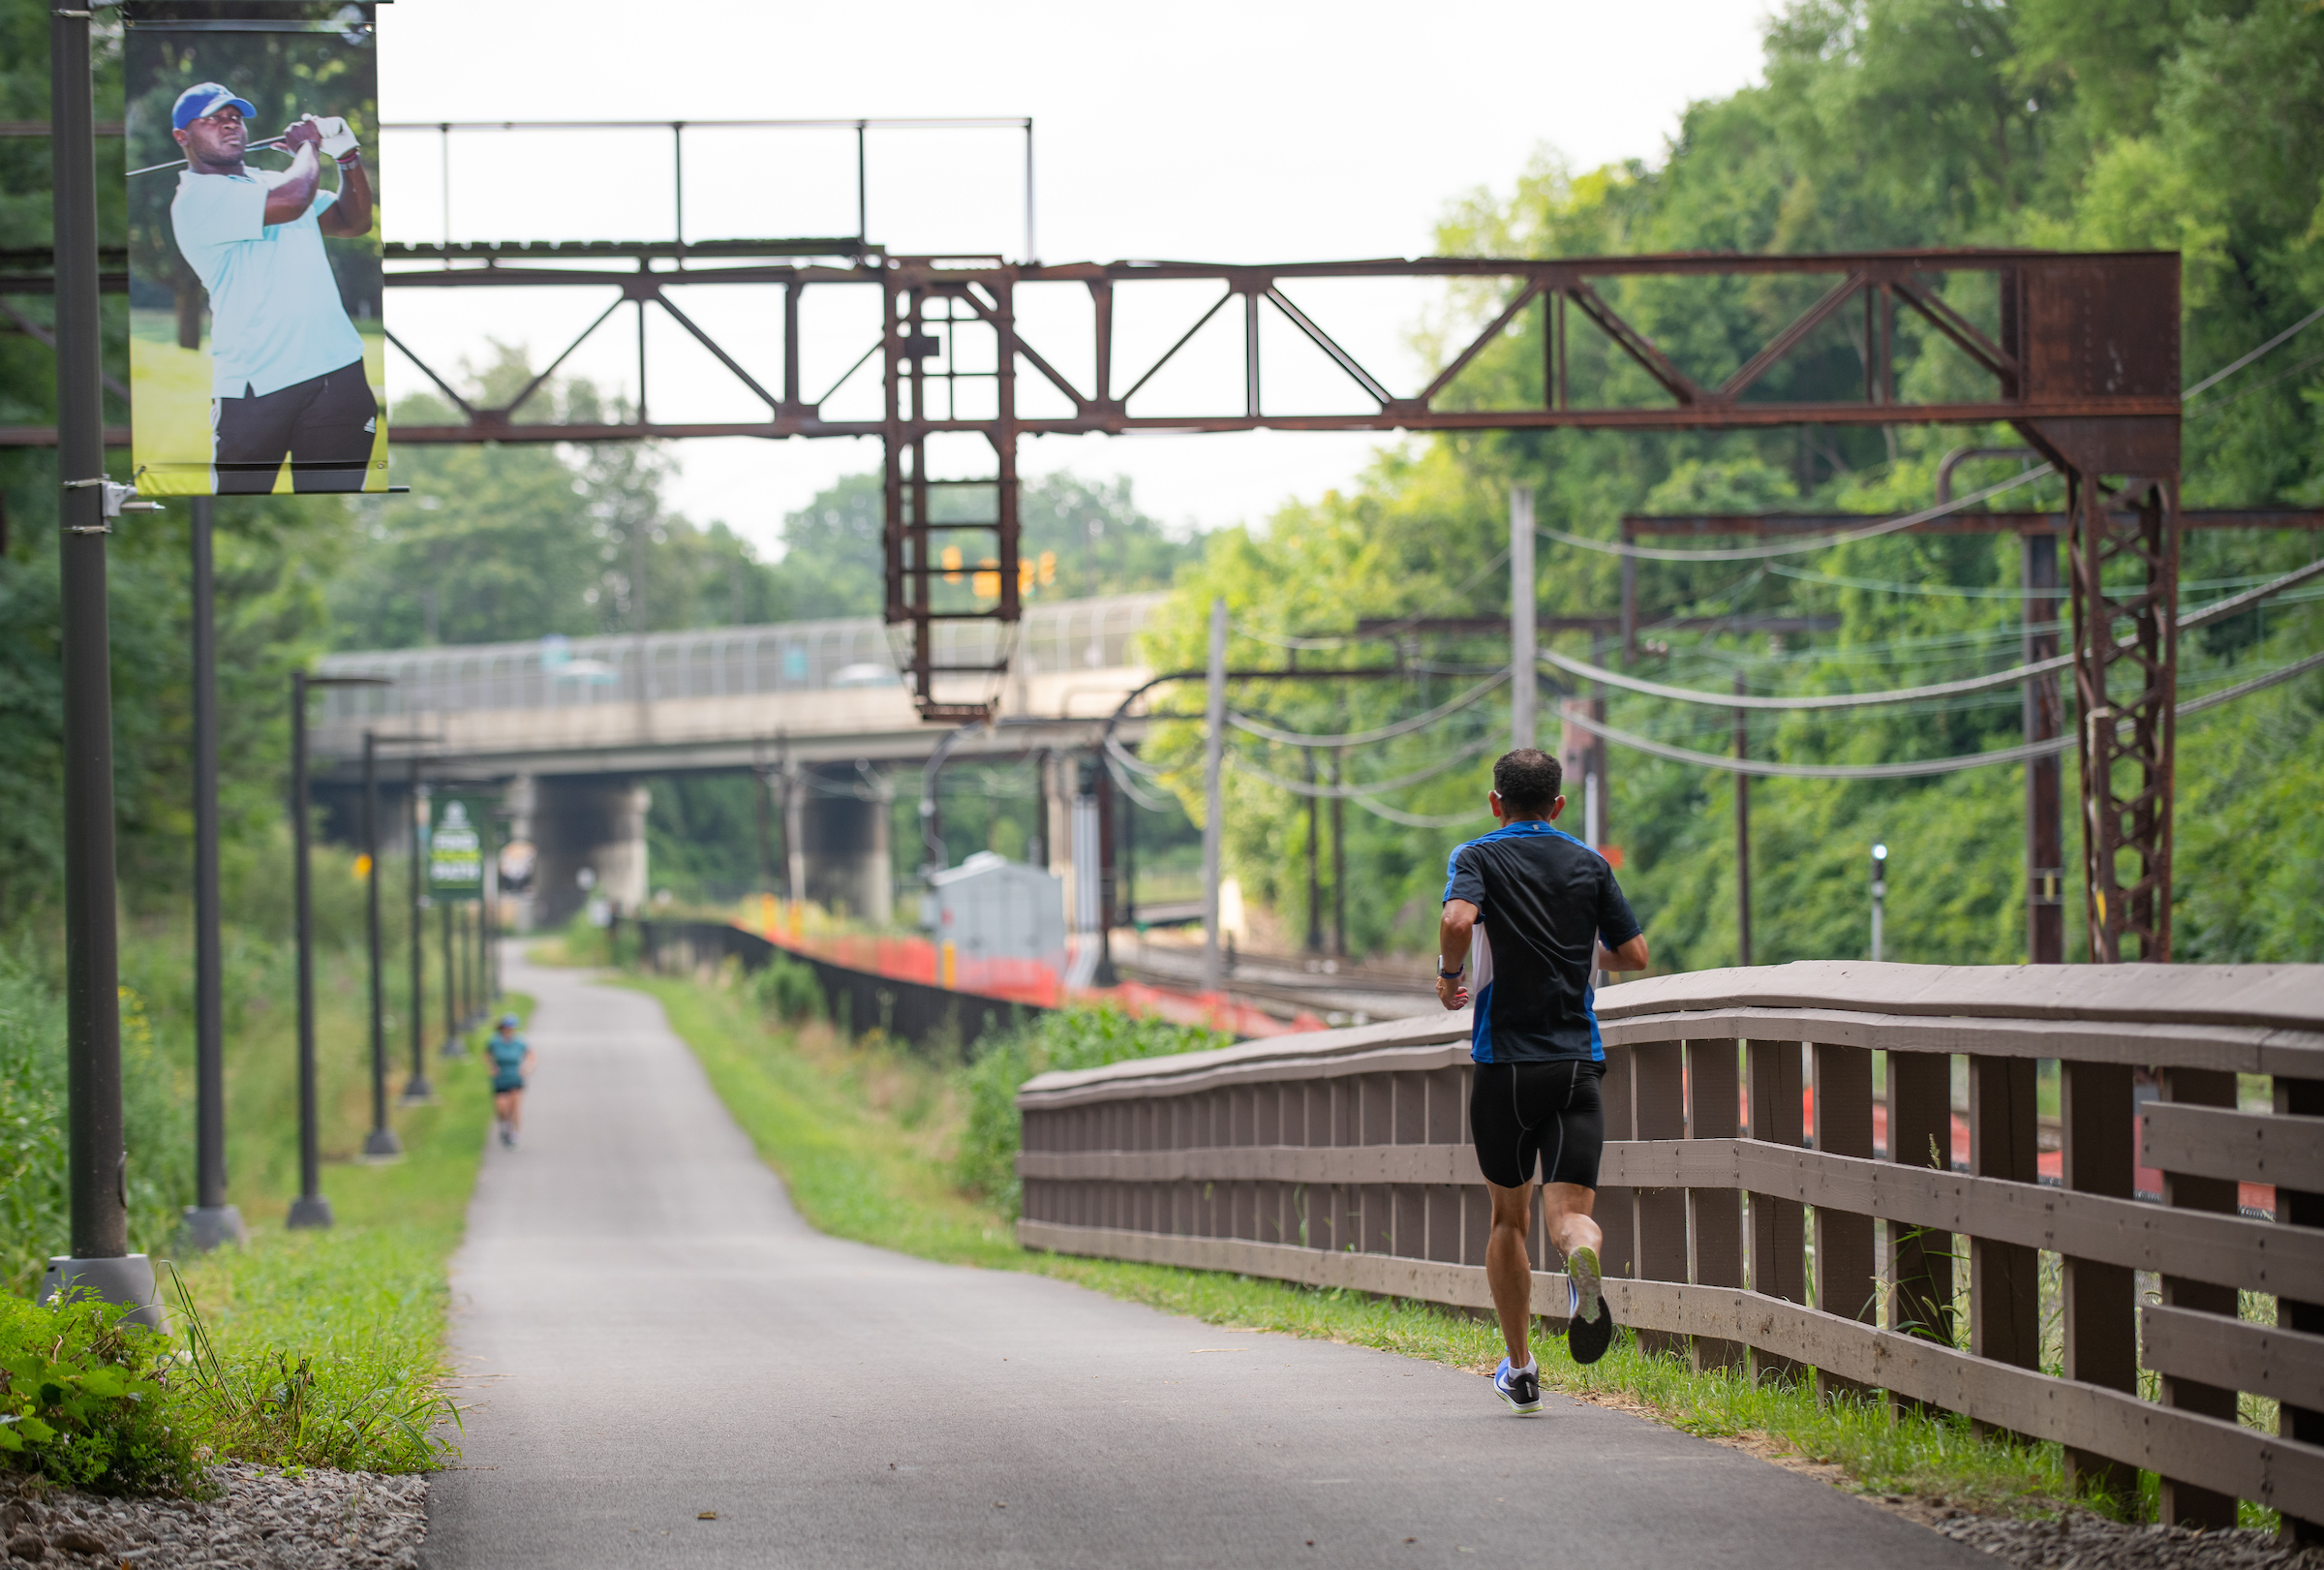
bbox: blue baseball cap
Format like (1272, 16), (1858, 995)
(172, 83), (257, 132)
(499, 1013), (521, 1028)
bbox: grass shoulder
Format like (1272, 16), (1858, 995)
(622, 965), (2087, 1524)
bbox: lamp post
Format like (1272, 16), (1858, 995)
(182, 496), (243, 1251)
(1871, 842), (1889, 963)
(289, 671), (387, 1229)
(404, 764), (434, 1099)
(361, 730), (401, 1160)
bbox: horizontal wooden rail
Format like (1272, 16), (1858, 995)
(1023, 1137), (2324, 1300)
(2142, 1304), (2324, 1411)
(1017, 960), (2324, 1528)
(2142, 1104), (2324, 1191)
(1021, 1220), (2324, 1519)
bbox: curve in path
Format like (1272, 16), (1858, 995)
(420, 948), (1982, 1570)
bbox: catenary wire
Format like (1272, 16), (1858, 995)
(1227, 670), (1510, 747)
(1534, 466), (2053, 562)
(2181, 303), (2324, 402)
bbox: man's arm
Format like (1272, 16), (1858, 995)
(1436, 899), (1480, 1011)
(317, 119), (371, 236)
(262, 124), (321, 226)
(1594, 933), (1651, 971)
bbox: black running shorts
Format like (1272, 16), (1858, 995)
(1468, 1059), (1605, 1189)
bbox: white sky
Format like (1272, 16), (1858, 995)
(377, 0), (1772, 555)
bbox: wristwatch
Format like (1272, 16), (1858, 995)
(1437, 967), (1462, 979)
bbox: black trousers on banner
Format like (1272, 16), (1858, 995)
(213, 358), (376, 494)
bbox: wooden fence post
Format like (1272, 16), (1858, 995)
(1886, 1049), (1955, 1418)
(1970, 1054), (2041, 1440)
(1599, 1046), (1637, 1280)
(2277, 1072), (2324, 1547)
(1632, 1039), (1688, 1358)
(2063, 1059), (2137, 1509)
(1687, 1038), (1744, 1373)
(1747, 1038), (1805, 1382)
(2155, 1065), (2242, 1527)
(1812, 1041), (1876, 1404)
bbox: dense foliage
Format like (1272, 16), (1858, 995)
(1132, 0), (2324, 967)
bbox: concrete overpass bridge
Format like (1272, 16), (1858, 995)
(311, 594), (1166, 927)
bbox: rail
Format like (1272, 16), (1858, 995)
(1016, 960), (2324, 1526)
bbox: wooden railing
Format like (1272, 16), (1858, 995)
(1016, 961), (2324, 1528)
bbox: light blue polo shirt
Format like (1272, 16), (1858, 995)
(169, 167), (367, 399)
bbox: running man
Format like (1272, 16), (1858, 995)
(1436, 749), (1651, 1415)
(487, 1014), (534, 1150)
(167, 82), (376, 493)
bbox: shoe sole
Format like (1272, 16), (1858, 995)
(1568, 1304), (1615, 1366)
(1568, 1246), (1603, 1324)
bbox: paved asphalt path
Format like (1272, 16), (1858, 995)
(422, 948), (1983, 1570)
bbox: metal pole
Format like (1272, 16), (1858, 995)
(287, 673), (331, 1228)
(440, 893), (458, 1056)
(1511, 487), (1536, 751)
(2024, 532), (2065, 963)
(1200, 597), (1227, 992)
(183, 496), (242, 1249)
(1304, 751), (1323, 953)
(362, 735), (399, 1157)
(41, 3), (156, 1318)
(404, 763), (433, 1099)
(1872, 844), (1888, 963)
(1330, 751), (1346, 959)
(1734, 671), (1751, 968)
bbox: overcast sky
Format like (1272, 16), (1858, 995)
(377, 0), (1773, 554)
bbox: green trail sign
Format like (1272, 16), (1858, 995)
(427, 797), (487, 902)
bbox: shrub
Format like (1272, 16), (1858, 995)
(0, 1292), (207, 1497)
(749, 953), (825, 1024)
(956, 1005), (1228, 1216)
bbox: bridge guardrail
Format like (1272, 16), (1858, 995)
(1016, 960), (2324, 1526)
(314, 593), (1166, 720)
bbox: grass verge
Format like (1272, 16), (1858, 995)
(628, 968), (2099, 1523)
(157, 997), (520, 1474)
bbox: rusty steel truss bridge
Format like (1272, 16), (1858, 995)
(6, 115), (2216, 964)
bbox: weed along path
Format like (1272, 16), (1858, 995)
(422, 950), (1983, 1570)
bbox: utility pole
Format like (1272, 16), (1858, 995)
(1872, 843), (1889, 962)
(1330, 750), (1346, 959)
(288, 674), (327, 1229)
(1734, 671), (1752, 968)
(1510, 487), (1536, 751)
(361, 732), (400, 1158)
(2024, 533), (2065, 962)
(403, 764), (433, 1101)
(1200, 596), (1227, 993)
(183, 496), (242, 1250)
(41, 3), (161, 1322)
(1304, 752), (1323, 953)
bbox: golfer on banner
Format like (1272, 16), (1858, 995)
(168, 82), (376, 493)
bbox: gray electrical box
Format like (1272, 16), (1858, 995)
(929, 852), (1066, 970)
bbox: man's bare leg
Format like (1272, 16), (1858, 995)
(1485, 1179), (1538, 1367)
(1544, 1183), (1601, 1264)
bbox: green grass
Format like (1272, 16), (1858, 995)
(626, 967), (2095, 1523)
(160, 998), (515, 1473)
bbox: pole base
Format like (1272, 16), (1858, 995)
(361, 1126), (404, 1161)
(399, 1074), (437, 1105)
(286, 1193), (334, 1230)
(178, 1205), (247, 1253)
(440, 1034), (469, 1060)
(39, 1255), (165, 1331)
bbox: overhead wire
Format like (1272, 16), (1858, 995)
(1227, 670), (1509, 747)
(1534, 466), (2054, 562)
(2181, 303), (2324, 403)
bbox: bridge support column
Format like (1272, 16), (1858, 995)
(802, 763), (891, 924)
(532, 778), (651, 930)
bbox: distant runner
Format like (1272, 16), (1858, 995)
(487, 1013), (534, 1150)
(1436, 748), (1650, 1415)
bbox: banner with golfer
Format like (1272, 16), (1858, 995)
(126, 6), (386, 496)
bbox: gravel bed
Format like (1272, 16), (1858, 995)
(1, 1464), (425, 1569)
(1936, 1511), (2324, 1570)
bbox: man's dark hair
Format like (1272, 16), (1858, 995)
(1492, 749), (1564, 816)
